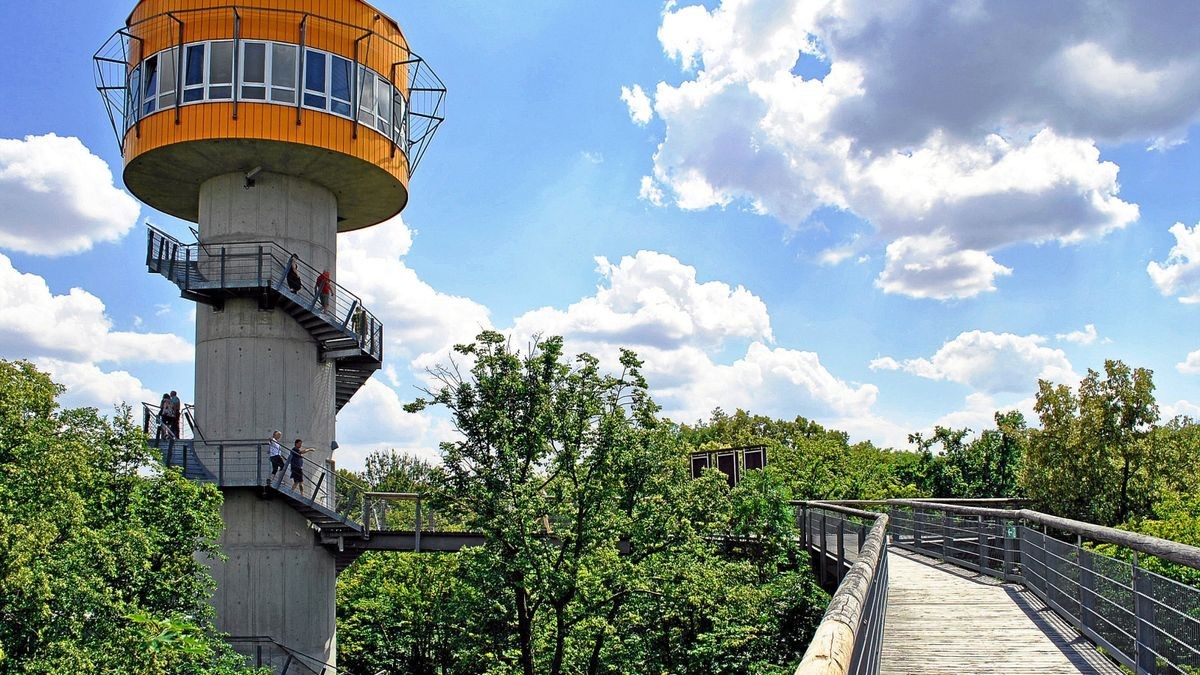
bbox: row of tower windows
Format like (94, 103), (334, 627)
(128, 40), (408, 146)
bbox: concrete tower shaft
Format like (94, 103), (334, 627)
(94, 0), (446, 669)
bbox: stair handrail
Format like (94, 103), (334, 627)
(227, 634), (342, 674)
(144, 225), (384, 361)
(261, 245), (383, 358)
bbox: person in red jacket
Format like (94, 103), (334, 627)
(315, 269), (332, 312)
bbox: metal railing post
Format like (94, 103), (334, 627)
(1133, 551), (1158, 674)
(915, 508), (923, 550)
(311, 470), (327, 504)
(977, 515), (987, 574)
(362, 494), (370, 535)
(836, 519), (846, 580)
(218, 443), (225, 486)
(1004, 519), (1016, 581)
(256, 245), (263, 286)
(181, 437), (188, 474)
(800, 504), (808, 549)
(1078, 537), (1095, 637)
(220, 246), (226, 287)
(256, 443), (263, 485)
(942, 511), (949, 562)
(184, 247), (191, 290)
(819, 511), (828, 585)
(415, 496), (423, 553)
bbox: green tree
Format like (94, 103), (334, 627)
(0, 360), (257, 674)
(406, 332), (661, 675)
(1022, 360), (1161, 526)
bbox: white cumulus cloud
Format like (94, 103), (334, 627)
(873, 330), (1077, 394)
(1148, 222), (1200, 303)
(337, 216), (492, 376)
(620, 84), (654, 125)
(505, 249), (875, 428)
(0, 134), (140, 256)
(623, 0), (1187, 299)
(334, 377), (452, 468)
(1056, 324), (1100, 345)
(511, 250), (772, 350)
(33, 358), (157, 412)
(0, 252), (191, 364)
(876, 235), (1012, 300)
(1178, 349), (1200, 375)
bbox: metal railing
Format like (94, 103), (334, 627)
(161, 438), (367, 528)
(886, 500), (1200, 675)
(794, 502), (889, 675)
(141, 400), (203, 442)
(146, 225), (383, 361)
(228, 635), (339, 675)
(93, 4), (446, 171)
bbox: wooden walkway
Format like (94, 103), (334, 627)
(880, 549), (1123, 675)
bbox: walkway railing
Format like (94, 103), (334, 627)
(141, 400), (201, 441)
(887, 500), (1200, 675)
(227, 635), (340, 675)
(161, 438), (367, 531)
(794, 502), (889, 675)
(146, 224), (384, 362)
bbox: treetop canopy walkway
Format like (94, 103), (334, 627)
(149, 426), (1200, 674)
(795, 500), (1200, 675)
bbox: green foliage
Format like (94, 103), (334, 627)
(0, 360), (257, 674)
(906, 412), (1027, 499)
(337, 335), (828, 675)
(1022, 360), (1162, 526)
(678, 408), (918, 500)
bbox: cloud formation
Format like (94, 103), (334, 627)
(1056, 324), (1101, 345)
(620, 85), (654, 126)
(622, 0), (1192, 299)
(1148, 222), (1200, 303)
(338, 218), (492, 375)
(0, 252), (191, 364)
(507, 250), (875, 425)
(871, 330), (1077, 394)
(1179, 349), (1200, 375)
(0, 134), (140, 256)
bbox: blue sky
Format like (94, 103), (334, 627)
(1, 1), (1198, 468)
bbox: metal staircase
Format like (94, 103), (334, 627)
(158, 438), (369, 558)
(145, 225), (383, 411)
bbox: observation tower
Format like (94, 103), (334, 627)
(94, 1), (444, 667)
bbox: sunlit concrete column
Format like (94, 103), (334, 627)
(194, 170), (338, 663)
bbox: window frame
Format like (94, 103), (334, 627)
(127, 38), (410, 145)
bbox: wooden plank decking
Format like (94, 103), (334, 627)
(880, 549), (1123, 675)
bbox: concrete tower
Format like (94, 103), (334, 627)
(94, 2), (444, 668)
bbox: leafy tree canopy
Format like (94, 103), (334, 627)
(0, 360), (259, 674)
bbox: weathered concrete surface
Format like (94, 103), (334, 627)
(207, 490), (337, 665)
(195, 171), (339, 667)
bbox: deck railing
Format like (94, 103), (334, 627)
(794, 502), (889, 675)
(146, 224), (384, 361)
(160, 438), (367, 528)
(886, 500), (1200, 675)
(227, 635), (340, 675)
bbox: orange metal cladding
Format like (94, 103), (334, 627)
(122, 0), (413, 228)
